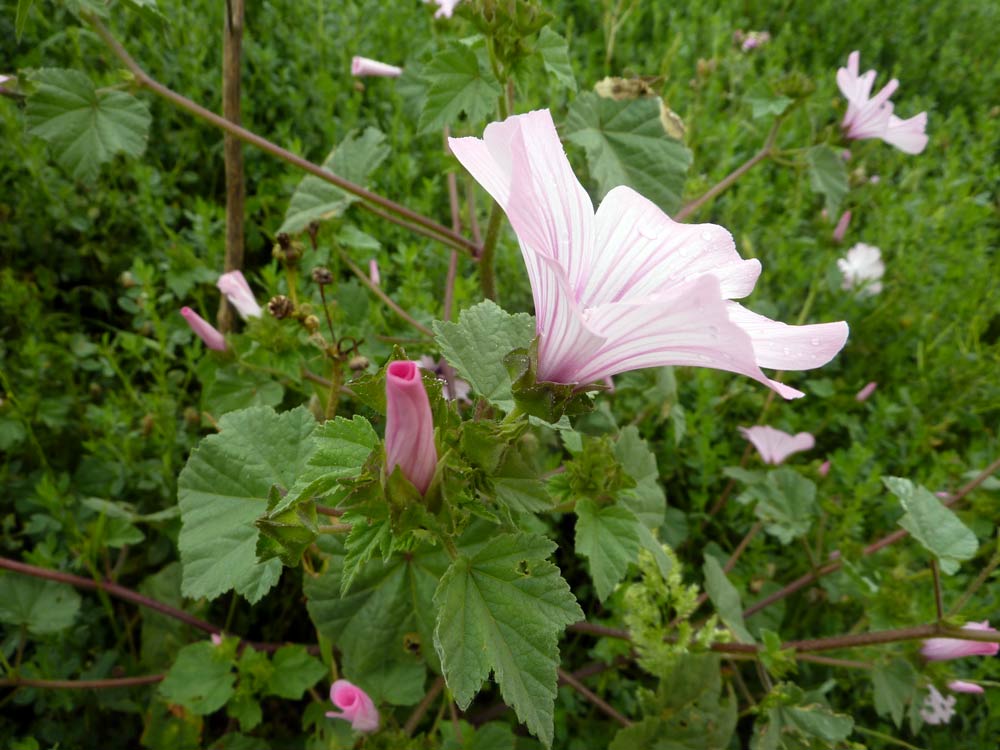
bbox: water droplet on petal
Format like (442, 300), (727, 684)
(700, 229), (714, 241)
(810, 337), (821, 346)
(782, 347), (792, 356)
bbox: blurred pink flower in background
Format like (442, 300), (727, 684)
(818, 460), (831, 477)
(838, 243), (884, 296)
(351, 56), (403, 78)
(921, 621), (1000, 661)
(217, 271), (262, 319)
(832, 210), (851, 243)
(836, 51), (928, 154)
(326, 680), (379, 733)
(449, 110), (848, 399)
(855, 381), (878, 402)
(210, 633), (223, 646)
(418, 356), (471, 402)
(180, 307), (226, 351)
(369, 259), (381, 286)
(385, 360), (438, 494)
(920, 685), (956, 725)
(740, 425), (815, 465)
(425, 0), (461, 18)
(948, 680), (984, 694)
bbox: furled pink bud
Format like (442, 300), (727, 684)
(210, 633), (223, 646)
(948, 680), (984, 694)
(217, 271), (262, 319)
(351, 56), (403, 78)
(921, 621), (1000, 661)
(818, 460), (831, 477)
(855, 381), (877, 402)
(181, 307), (226, 351)
(832, 210), (851, 243)
(369, 259), (381, 286)
(739, 425), (815, 465)
(326, 680), (379, 733)
(385, 361), (438, 494)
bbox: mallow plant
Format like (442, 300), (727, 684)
(3, 1), (997, 749)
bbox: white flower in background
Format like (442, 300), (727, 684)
(837, 243), (884, 296)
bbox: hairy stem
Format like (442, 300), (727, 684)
(83, 14), (478, 258)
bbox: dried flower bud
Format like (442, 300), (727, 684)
(303, 314), (321, 333)
(183, 407), (200, 427)
(276, 232), (291, 251)
(119, 271), (137, 288)
(349, 355), (370, 371)
(268, 295), (295, 319)
(141, 413), (155, 437)
(312, 266), (334, 285)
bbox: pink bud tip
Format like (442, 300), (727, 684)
(855, 381), (877, 402)
(921, 621), (1000, 661)
(832, 210), (851, 243)
(180, 307), (227, 351)
(948, 680), (984, 694)
(818, 460), (831, 477)
(217, 270), (262, 319)
(385, 361), (438, 494)
(369, 259), (381, 286)
(210, 633), (223, 646)
(326, 679), (379, 733)
(351, 56), (403, 78)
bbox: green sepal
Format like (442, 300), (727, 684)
(503, 338), (599, 423)
(255, 485), (319, 567)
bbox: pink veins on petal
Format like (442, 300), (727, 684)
(448, 109), (848, 399)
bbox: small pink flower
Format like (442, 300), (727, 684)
(818, 460), (831, 477)
(425, 0), (461, 18)
(921, 621), (1000, 661)
(217, 271), (262, 319)
(838, 243), (884, 296)
(369, 259), (381, 286)
(920, 685), (956, 725)
(326, 680), (379, 733)
(449, 110), (848, 399)
(948, 680), (984, 694)
(181, 307), (227, 351)
(0, 74), (13, 87)
(351, 56), (403, 78)
(836, 51), (928, 154)
(740, 31), (770, 52)
(385, 361), (438, 494)
(855, 381), (877, 402)
(739, 425), (815, 465)
(832, 211), (851, 243)
(210, 633), (223, 646)
(869, 175), (881, 184)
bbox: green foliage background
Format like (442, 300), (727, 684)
(1, 0), (999, 748)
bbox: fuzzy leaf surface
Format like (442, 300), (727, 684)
(575, 499), (642, 601)
(885, 476), (977, 575)
(419, 42), (502, 133)
(0, 575), (81, 635)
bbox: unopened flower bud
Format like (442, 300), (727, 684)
(312, 266), (334, 285)
(303, 314), (321, 333)
(183, 407), (200, 427)
(268, 295), (295, 319)
(349, 355), (370, 371)
(119, 271), (137, 288)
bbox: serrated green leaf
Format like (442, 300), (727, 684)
(575, 499), (642, 601)
(25, 68), (151, 181)
(806, 145), (848, 215)
(564, 92), (691, 214)
(178, 406), (318, 603)
(265, 645), (327, 699)
(745, 87), (793, 119)
(305, 535), (452, 705)
(784, 704), (854, 742)
(702, 556), (753, 643)
(0, 574), (81, 635)
(434, 300), (535, 411)
(279, 127), (390, 234)
(614, 425), (666, 529)
(16, 0), (36, 40)
(203, 365), (284, 416)
(536, 27), (576, 92)
(433, 533), (583, 747)
(884, 476), (977, 575)
(493, 442), (552, 513)
(280, 415), (378, 513)
(340, 514), (391, 595)
(871, 659), (919, 729)
(746, 468), (818, 544)
(120, 0), (166, 27)
(159, 642), (235, 715)
(442, 720), (517, 750)
(419, 42), (502, 133)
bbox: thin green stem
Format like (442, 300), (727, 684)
(930, 559), (944, 622)
(339, 253), (434, 337)
(83, 14), (478, 258)
(853, 726), (926, 750)
(479, 201), (504, 301)
(949, 541), (1000, 615)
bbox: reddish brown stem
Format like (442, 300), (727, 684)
(0, 674), (164, 690)
(557, 667), (632, 727)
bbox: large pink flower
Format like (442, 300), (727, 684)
(836, 51), (928, 154)
(449, 110), (848, 399)
(326, 679), (379, 733)
(921, 621), (1000, 661)
(216, 271), (262, 319)
(740, 425), (815, 465)
(385, 361), (438, 494)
